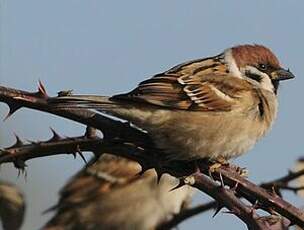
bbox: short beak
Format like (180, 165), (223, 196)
(271, 68), (295, 81)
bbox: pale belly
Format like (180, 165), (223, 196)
(144, 110), (268, 161)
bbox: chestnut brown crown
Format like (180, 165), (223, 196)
(230, 44), (294, 84)
(231, 44), (280, 69)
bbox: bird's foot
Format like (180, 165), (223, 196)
(207, 158), (228, 187)
(208, 162), (222, 174)
(208, 157), (229, 173)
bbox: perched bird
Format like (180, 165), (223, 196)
(43, 154), (194, 230)
(50, 44), (294, 162)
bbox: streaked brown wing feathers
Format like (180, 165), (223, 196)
(184, 83), (233, 110)
(112, 57), (250, 111)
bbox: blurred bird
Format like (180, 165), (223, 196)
(0, 181), (25, 230)
(293, 159), (304, 230)
(50, 44), (294, 162)
(43, 154), (194, 230)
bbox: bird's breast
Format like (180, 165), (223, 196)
(146, 108), (275, 161)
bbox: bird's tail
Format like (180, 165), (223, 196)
(48, 95), (120, 111)
(48, 95), (154, 126)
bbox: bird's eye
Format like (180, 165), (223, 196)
(258, 64), (267, 70)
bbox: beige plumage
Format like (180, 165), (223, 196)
(0, 181), (25, 230)
(43, 154), (194, 230)
(50, 44), (294, 161)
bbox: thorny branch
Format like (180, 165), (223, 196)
(161, 165), (304, 230)
(261, 167), (304, 196)
(1, 130), (298, 230)
(0, 83), (303, 230)
(0, 83), (149, 143)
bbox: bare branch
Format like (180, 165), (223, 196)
(1, 83), (304, 229)
(0, 84), (148, 142)
(157, 201), (217, 230)
(0, 133), (101, 168)
(1, 130), (302, 228)
(163, 165), (304, 230)
(261, 168), (304, 192)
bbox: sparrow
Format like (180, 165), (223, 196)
(43, 154), (194, 230)
(50, 44), (295, 162)
(0, 181), (25, 230)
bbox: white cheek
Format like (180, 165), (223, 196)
(223, 49), (242, 78)
(241, 66), (274, 92)
(260, 74), (274, 92)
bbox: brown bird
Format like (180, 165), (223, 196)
(0, 181), (25, 230)
(43, 154), (194, 230)
(50, 44), (294, 162)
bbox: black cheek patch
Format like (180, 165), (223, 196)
(271, 80), (280, 94)
(246, 73), (262, 82)
(258, 100), (265, 117)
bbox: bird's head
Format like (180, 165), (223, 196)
(223, 44), (295, 94)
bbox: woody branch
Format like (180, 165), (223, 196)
(0, 83), (303, 229)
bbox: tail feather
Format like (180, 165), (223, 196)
(48, 95), (116, 109)
(48, 95), (115, 109)
(48, 94), (155, 125)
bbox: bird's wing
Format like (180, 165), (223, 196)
(53, 155), (142, 209)
(112, 56), (254, 111)
(43, 155), (146, 229)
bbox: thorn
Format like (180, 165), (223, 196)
(12, 134), (24, 148)
(213, 204), (224, 218)
(77, 151), (87, 164)
(169, 179), (185, 192)
(76, 145), (87, 164)
(72, 152), (77, 159)
(251, 200), (260, 214)
(17, 167), (27, 180)
(24, 169), (28, 181)
(271, 186), (280, 197)
(49, 128), (62, 141)
(3, 103), (22, 121)
(14, 159), (27, 170)
(219, 171), (225, 188)
(231, 182), (239, 192)
(37, 80), (48, 98)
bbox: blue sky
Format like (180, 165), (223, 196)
(0, 1), (304, 229)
